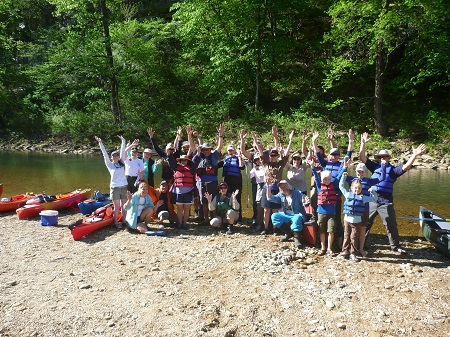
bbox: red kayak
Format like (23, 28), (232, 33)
(0, 193), (35, 212)
(70, 203), (121, 240)
(16, 189), (91, 220)
(0, 183), (3, 197)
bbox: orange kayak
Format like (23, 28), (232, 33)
(69, 203), (121, 240)
(16, 189), (91, 220)
(0, 193), (35, 212)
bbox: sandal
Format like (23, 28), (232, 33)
(326, 250), (335, 257)
(359, 250), (368, 257)
(317, 249), (326, 256)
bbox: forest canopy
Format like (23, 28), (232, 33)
(0, 0), (449, 149)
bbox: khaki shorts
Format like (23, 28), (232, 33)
(317, 213), (335, 233)
(111, 186), (128, 200)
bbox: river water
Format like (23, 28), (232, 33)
(1, 150), (449, 236)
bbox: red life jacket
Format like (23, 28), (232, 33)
(173, 164), (195, 188)
(317, 183), (339, 205)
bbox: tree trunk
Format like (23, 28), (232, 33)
(100, 0), (122, 123)
(255, 6), (262, 111)
(374, 39), (387, 136)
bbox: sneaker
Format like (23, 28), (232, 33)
(339, 252), (350, 259)
(114, 222), (124, 229)
(349, 254), (360, 262)
(280, 234), (293, 242)
(260, 229), (273, 235)
(226, 228), (233, 235)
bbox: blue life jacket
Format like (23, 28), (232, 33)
(197, 151), (218, 178)
(371, 165), (395, 196)
(325, 161), (342, 180)
(222, 156), (241, 178)
(343, 192), (366, 216)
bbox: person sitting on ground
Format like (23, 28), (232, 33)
(151, 180), (177, 228)
(205, 182), (240, 235)
(251, 127), (294, 235)
(266, 179), (310, 249)
(124, 182), (162, 234)
(360, 132), (426, 254)
(339, 160), (378, 262)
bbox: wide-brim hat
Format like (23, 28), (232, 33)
(181, 141), (189, 147)
(166, 143), (175, 150)
(200, 142), (213, 149)
(143, 148), (153, 154)
(269, 148), (279, 156)
(110, 150), (120, 156)
(176, 155), (191, 162)
(374, 149), (391, 159)
(291, 153), (302, 159)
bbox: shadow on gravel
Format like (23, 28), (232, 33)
(364, 233), (450, 268)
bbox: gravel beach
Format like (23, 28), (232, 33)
(1, 209), (449, 337)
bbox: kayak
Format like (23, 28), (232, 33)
(0, 183), (3, 197)
(69, 203), (120, 240)
(78, 192), (111, 215)
(419, 206), (450, 258)
(0, 193), (35, 213)
(301, 205), (317, 246)
(16, 188), (91, 220)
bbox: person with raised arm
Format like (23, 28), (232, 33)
(360, 132), (426, 254)
(124, 139), (144, 193)
(339, 159), (378, 262)
(196, 123), (225, 226)
(95, 135), (128, 229)
(251, 127), (294, 235)
(205, 182), (240, 234)
(313, 129), (354, 249)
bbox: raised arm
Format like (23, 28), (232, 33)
(239, 129), (253, 160)
(402, 144), (426, 172)
(301, 131), (309, 158)
(185, 125), (195, 156)
(284, 130), (295, 157)
(327, 129), (337, 149)
(251, 132), (264, 157)
(215, 123), (225, 153)
(359, 132), (370, 164)
(271, 126), (281, 149)
(346, 129), (355, 154)
(147, 127), (167, 158)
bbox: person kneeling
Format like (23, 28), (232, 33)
(205, 182), (240, 235)
(266, 179), (309, 249)
(124, 182), (160, 233)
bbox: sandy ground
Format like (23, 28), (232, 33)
(1, 209), (450, 337)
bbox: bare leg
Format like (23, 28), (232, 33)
(183, 204), (190, 225)
(327, 232), (335, 253)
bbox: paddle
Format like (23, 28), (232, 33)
(399, 216), (450, 222)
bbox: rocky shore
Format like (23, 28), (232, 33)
(1, 209), (450, 337)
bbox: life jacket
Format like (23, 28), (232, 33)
(317, 183), (339, 205)
(343, 192), (366, 216)
(197, 152), (218, 177)
(325, 161), (342, 180)
(371, 165), (395, 196)
(216, 195), (233, 216)
(222, 156), (241, 177)
(173, 164), (195, 188)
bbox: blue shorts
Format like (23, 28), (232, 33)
(176, 191), (193, 204)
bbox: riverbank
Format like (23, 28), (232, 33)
(1, 209), (449, 336)
(1, 137), (449, 170)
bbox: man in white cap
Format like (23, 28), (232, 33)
(360, 132), (426, 254)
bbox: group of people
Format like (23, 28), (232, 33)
(95, 125), (426, 260)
